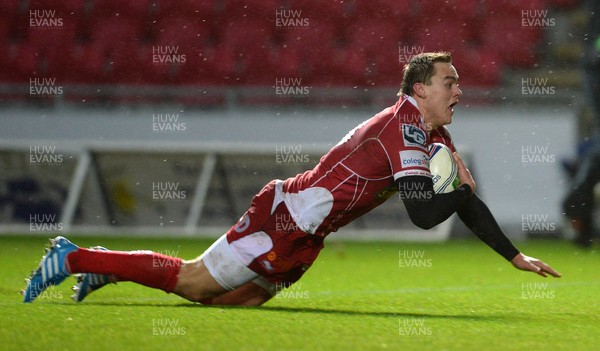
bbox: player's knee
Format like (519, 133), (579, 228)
(173, 260), (228, 303)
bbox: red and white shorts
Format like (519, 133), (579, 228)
(201, 180), (324, 295)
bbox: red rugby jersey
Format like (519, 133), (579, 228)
(282, 94), (456, 236)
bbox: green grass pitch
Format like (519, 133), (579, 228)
(1, 235), (599, 351)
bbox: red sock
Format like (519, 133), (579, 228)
(66, 249), (181, 293)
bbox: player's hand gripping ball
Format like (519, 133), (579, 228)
(428, 143), (459, 193)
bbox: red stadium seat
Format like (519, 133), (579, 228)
(82, 1), (154, 42)
(452, 48), (501, 87)
(484, 0), (548, 15)
(0, 0), (24, 17)
(0, 15), (11, 44)
(481, 0), (546, 68)
(154, 0), (216, 20)
(481, 16), (542, 68)
(79, 18), (147, 83)
(151, 20), (213, 84)
(269, 45), (303, 79)
(280, 20), (338, 85)
(416, 0), (481, 20)
(218, 19), (274, 49)
(212, 19), (276, 85)
(217, 0), (281, 20)
(282, 20), (337, 50)
(346, 19), (404, 51)
(413, 20), (476, 55)
(352, 0), (412, 20)
(343, 19), (407, 87)
(89, 18), (144, 49)
(174, 46), (219, 85)
(281, 43), (367, 87)
(6, 22), (78, 83)
(282, 0), (352, 21)
(1, 43), (31, 82)
(546, 0), (580, 9)
(154, 19), (212, 48)
(87, 0), (153, 18)
(2, 0), (29, 42)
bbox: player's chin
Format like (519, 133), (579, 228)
(443, 109), (454, 124)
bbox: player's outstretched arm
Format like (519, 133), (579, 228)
(510, 253), (561, 278)
(456, 191), (562, 278)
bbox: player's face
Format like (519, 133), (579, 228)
(420, 62), (462, 128)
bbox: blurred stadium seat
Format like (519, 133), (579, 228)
(0, 0), (564, 104)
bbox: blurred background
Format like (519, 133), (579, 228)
(0, 0), (596, 242)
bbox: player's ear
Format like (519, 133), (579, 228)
(413, 83), (427, 99)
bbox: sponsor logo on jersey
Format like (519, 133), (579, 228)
(400, 150), (429, 168)
(395, 170), (432, 180)
(234, 213), (250, 233)
(402, 124), (426, 147)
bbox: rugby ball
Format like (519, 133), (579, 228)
(428, 143), (459, 193)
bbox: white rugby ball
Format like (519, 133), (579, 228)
(428, 143), (459, 193)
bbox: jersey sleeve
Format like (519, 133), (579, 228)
(381, 114), (431, 182)
(430, 126), (456, 152)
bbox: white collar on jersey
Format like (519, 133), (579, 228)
(404, 94), (419, 110)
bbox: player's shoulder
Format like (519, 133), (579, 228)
(393, 95), (421, 123)
(431, 125), (452, 138)
(430, 126), (456, 152)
